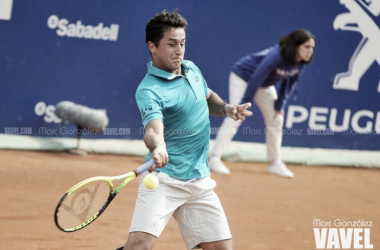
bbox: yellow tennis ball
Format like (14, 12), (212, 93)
(143, 174), (159, 190)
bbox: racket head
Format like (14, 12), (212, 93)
(54, 159), (154, 232)
(54, 175), (131, 232)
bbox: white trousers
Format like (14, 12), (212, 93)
(211, 72), (284, 162)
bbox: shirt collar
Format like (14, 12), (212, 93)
(147, 61), (191, 80)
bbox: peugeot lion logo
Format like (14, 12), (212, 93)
(333, 0), (380, 92)
(0, 0), (13, 21)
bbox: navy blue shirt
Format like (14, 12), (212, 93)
(232, 45), (304, 111)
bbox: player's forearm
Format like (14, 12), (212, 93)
(143, 131), (166, 153)
(207, 90), (227, 116)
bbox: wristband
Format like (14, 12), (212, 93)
(222, 103), (227, 116)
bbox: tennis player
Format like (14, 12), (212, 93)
(209, 29), (316, 177)
(121, 9), (252, 250)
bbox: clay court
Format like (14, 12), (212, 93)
(1, 149), (379, 250)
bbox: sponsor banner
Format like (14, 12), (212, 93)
(0, 0), (379, 150)
(47, 15), (119, 41)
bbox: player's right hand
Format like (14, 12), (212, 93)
(150, 145), (169, 172)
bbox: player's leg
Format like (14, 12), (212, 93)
(124, 172), (186, 249)
(209, 72), (247, 174)
(174, 176), (232, 250)
(122, 232), (157, 250)
(200, 239), (233, 250)
(254, 86), (293, 178)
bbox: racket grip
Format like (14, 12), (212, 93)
(134, 159), (155, 176)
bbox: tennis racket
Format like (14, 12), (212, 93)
(54, 159), (155, 232)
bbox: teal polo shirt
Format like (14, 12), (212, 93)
(136, 60), (210, 180)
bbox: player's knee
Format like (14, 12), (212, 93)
(200, 239), (233, 250)
(125, 232), (156, 250)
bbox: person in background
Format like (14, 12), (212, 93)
(209, 29), (316, 178)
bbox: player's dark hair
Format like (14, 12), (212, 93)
(279, 29), (316, 65)
(146, 9), (188, 47)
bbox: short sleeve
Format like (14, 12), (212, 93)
(135, 88), (164, 127)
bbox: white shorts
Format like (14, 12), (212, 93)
(129, 171), (232, 250)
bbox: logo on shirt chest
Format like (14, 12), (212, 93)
(195, 75), (199, 82)
(276, 68), (299, 77)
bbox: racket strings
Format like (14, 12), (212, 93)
(57, 180), (111, 229)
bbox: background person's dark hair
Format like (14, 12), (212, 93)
(146, 9), (188, 47)
(279, 29), (316, 65)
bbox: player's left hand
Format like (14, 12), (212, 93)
(225, 102), (253, 121)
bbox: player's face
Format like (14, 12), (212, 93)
(149, 28), (186, 74)
(296, 38), (315, 63)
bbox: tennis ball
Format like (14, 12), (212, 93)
(143, 174), (159, 190)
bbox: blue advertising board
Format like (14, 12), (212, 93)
(1, 0), (379, 150)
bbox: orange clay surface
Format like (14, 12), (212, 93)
(0, 149), (379, 250)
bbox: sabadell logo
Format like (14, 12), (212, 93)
(47, 15), (119, 41)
